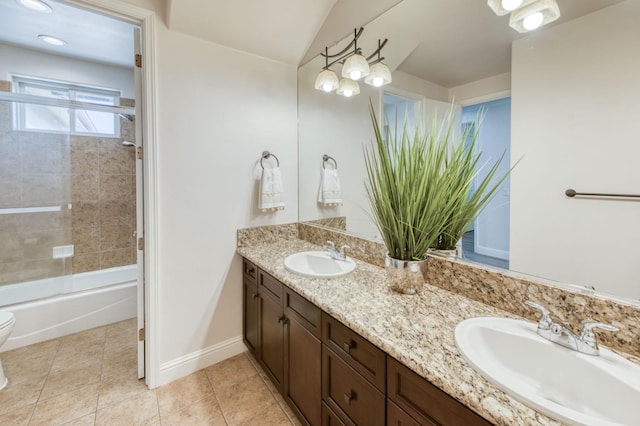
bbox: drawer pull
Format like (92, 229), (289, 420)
(246, 266), (255, 274)
(343, 391), (356, 405)
(343, 340), (355, 353)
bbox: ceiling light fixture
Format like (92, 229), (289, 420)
(364, 40), (392, 88)
(314, 48), (339, 92)
(509, 0), (560, 32)
(17, 0), (52, 13)
(336, 78), (360, 98)
(38, 35), (67, 46)
(314, 27), (390, 97)
(487, 0), (534, 16)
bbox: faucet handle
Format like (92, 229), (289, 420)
(339, 245), (350, 255)
(524, 300), (553, 329)
(580, 322), (619, 342)
(325, 240), (335, 249)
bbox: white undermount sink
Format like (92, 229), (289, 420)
(454, 317), (640, 426)
(284, 251), (356, 279)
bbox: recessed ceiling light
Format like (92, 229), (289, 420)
(38, 35), (67, 46)
(17, 0), (52, 13)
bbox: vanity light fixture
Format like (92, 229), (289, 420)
(38, 34), (67, 46)
(16, 0), (52, 13)
(509, 0), (560, 32)
(314, 27), (390, 96)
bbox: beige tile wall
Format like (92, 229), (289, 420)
(0, 84), (136, 286)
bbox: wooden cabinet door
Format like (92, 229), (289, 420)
(284, 288), (322, 425)
(243, 279), (259, 356)
(285, 312), (321, 425)
(259, 291), (284, 393)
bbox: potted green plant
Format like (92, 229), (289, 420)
(364, 102), (514, 294)
(430, 112), (516, 258)
(364, 103), (451, 294)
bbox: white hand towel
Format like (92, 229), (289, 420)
(317, 168), (342, 206)
(259, 167), (285, 212)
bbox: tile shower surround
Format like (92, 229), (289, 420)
(239, 222), (640, 358)
(0, 81), (136, 286)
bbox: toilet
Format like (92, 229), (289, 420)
(0, 311), (16, 390)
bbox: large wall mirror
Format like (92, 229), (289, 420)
(298, 0), (640, 301)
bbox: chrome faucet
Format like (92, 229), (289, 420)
(323, 240), (350, 261)
(525, 300), (619, 356)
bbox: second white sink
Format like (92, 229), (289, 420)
(284, 251), (356, 279)
(455, 317), (640, 426)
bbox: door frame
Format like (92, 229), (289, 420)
(63, 0), (160, 388)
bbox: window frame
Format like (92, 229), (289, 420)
(12, 75), (122, 137)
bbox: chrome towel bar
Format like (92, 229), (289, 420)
(565, 188), (640, 200)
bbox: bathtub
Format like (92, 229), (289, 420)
(0, 265), (137, 351)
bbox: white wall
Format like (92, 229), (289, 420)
(298, 66), (380, 238)
(0, 43), (134, 98)
(510, 0), (640, 299)
(154, 24), (298, 381)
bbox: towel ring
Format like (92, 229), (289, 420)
(260, 151), (280, 169)
(322, 154), (338, 169)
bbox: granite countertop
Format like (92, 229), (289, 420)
(237, 239), (561, 426)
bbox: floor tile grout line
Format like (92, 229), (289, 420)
(33, 338), (62, 405)
(204, 367), (231, 426)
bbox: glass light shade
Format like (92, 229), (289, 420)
(364, 62), (392, 87)
(487, 0), (535, 15)
(342, 54), (370, 80)
(509, 0), (560, 33)
(17, 0), (52, 12)
(336, 78), (360, 98)
(314, 69), (339, 92)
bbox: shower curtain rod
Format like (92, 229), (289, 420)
(0, 92), (135, 115)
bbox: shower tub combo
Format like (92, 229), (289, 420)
(0, 265), (137, 351)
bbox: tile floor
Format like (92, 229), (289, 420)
(0, 318), (301, 425)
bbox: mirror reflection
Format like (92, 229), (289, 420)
(298, 0), (639, 300)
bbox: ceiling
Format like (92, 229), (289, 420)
(390, 0), (625, 87)
(0, 0), (625, 85)
(0, 0), (137, 68)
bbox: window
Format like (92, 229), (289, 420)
(13, 76), (121, 136)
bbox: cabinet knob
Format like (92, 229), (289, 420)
(252, 293), (259, 299)
(277, 315), (288, 325)
(343, 391), (356, 405)
(343, 340), (355, 353)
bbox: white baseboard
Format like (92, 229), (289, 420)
(157, 335), (246, 387)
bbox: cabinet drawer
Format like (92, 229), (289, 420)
(259, 269), (283, 305)
(323, 313), (386, 392)
(243, 258), (257, 285)
(322, 346), (385, 426)
(322, 402), (352, 426)
(285, 288), (321, 338)
(387, 358), (492, 426)
(387, 399), (427, 426)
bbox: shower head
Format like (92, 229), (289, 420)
(118, 113), (135, 122)
(122, 141), (136, 147)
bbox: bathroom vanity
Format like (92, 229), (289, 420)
(237, 231), (576, 426)
(242, 256), (491, 425)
